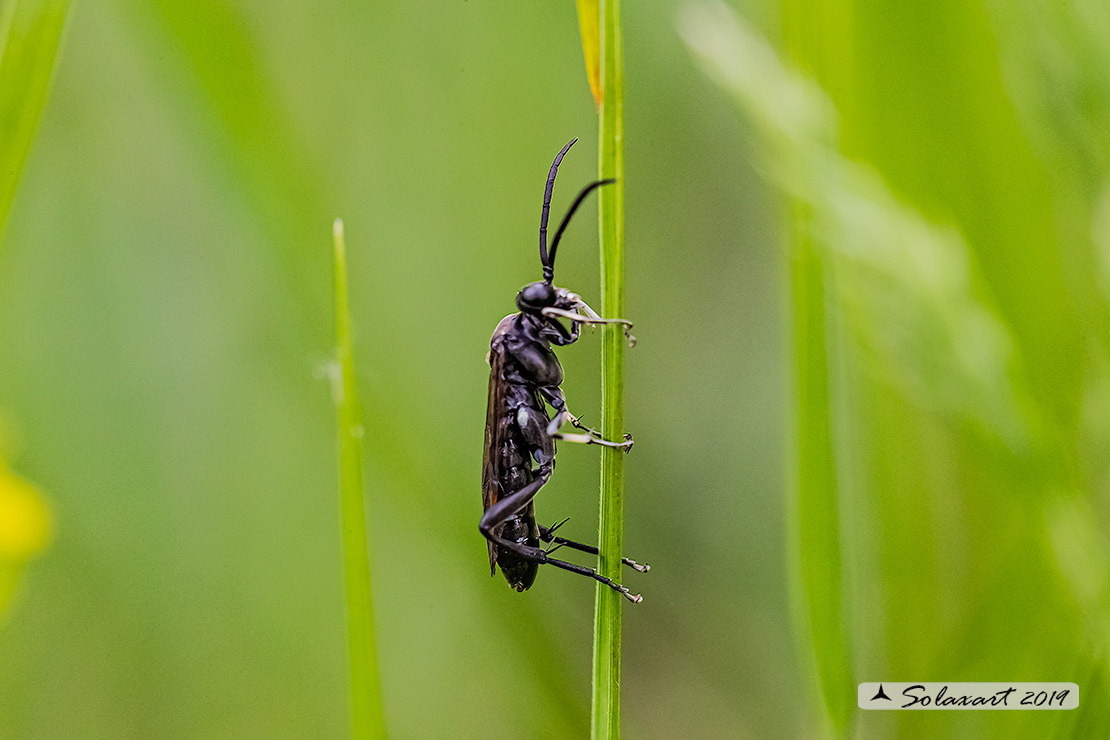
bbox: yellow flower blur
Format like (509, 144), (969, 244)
(0, 465), (50, 561)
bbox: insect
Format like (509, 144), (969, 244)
(479, 138), (649, 603)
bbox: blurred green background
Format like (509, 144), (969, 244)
(1, 0), (1109, 738)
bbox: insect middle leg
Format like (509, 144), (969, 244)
(560, 410), (604, 438)
(551, 429), (634, 450)
(542, 388), (633, 451)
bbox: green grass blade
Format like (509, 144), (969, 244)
(682, 4), (1108, 736)
(682, 4), (859, 734)
(123, 0), (333, 318)
(785, 218), (854, 736)
(781, 0), (856, 733)
(331, 219), (386, 740)
(590, 1), (627, 738)
(0, 0), (70, 245)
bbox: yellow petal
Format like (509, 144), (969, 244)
(576, 0), (602, 108)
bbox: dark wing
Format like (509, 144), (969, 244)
(482, 343), (508, 574)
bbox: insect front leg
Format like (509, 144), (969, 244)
(541, 304), (636, 346)
(542, 387), (633, 452)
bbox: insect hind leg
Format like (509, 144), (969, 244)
(544, 556), (643, 603)
(539, 525), (650, 573)
(480, 475), (548, 553)
(481, 482), (645, 603)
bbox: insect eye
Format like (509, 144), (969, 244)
(517, 282), (556, 310)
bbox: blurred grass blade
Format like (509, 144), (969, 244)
(331, 219), (386, 740)
(779, 22), (854, 740)
(123, 0), (332, 319)
(576, 0), (602, 107)
(680, 3), (855, 733)
(0, 0), (70, 245)
(786, 222), (853, 735)
(781, 5), (852, 732)
(591, 1), (627, 739)
(680, 2), (1093, 735)
(680, 2), (1030, 448)
(0, 2), (12, 61)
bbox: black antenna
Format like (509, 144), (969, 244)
(539, 138), (577, 277)
(547, 179), (615, 280)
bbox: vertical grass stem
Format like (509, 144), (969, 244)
(332, 219), (387, 740)
(590, 1), (625, 738)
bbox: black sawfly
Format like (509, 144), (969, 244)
(479, 138), (648, 603)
